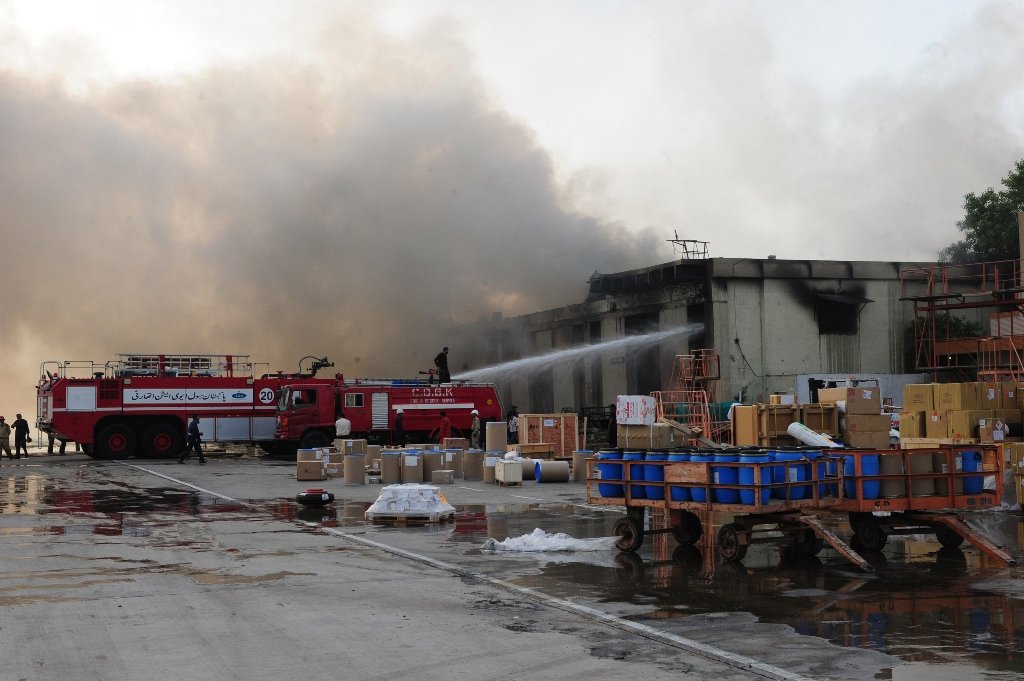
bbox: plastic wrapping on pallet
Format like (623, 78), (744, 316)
(364, 484), (455, 522)
(481, 528), (617, 553)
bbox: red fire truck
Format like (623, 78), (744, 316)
(274, 379), (502, 451)
(36, 353), (340, 459)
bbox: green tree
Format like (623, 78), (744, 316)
(939, 159), (1024, 263)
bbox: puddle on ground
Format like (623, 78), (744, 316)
(5, 474), (1023, 677)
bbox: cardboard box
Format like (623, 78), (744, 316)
(296, 460), (326, 481)
(769, 393), (795, 405)
(617, 423), (674, 449)
(324, 463), (344, 478)
(842, 414), (891, 433)
(947, 410), (994, 439)
(844, 431), (891, 449)
(1001, 383), (1018, 407)
(1008, 443), (1024, 473)
(994, 408), (1022, 428)
(845, 386), (882, 415)
(297, 448), (324, 462)
(442, 437), (469, 450)
(925, 411), (949, 439)
(978, 382), (1002, 409)
(902, 384), (934, 411)
(799, 404), (840, 435)
(899, 411), (925, 438)
(341, 439), (368, 455)
(732, 405), (759, 446)
(933, 383), (971, 412)
(816, 387), (848, 404)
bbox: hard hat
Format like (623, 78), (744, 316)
(396, 408), (404, 414)
(471, 409), (479, 415)
(0, 416), (5, 420)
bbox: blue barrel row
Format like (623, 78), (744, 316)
(595, 446), (840, 504)
(595, 447), (986, 503)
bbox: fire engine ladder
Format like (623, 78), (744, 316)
(113, 353), (253, 377)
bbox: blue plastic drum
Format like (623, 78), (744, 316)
(689, 451), (715, 502)
(712, 450), (740, 503)
(770, 447), (807, 500)
(623, 451), (646, 500)
(799, 447), (822, 499)
(667, 452), (691, 502)
(843, 451), (880, 500)
(596, 450), (624, 498)
(959, 450), (983, 494)
(643, 452), (669, 500)
(739, 450), (772, 505)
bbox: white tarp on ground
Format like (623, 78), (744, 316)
(365, 484), (455, 520)
(481, 528), (617, 553)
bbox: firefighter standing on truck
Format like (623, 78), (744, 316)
(177, 415), (206, 464)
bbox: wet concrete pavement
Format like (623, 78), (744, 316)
(1, 452), (1022, 680)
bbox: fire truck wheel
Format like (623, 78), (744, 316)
(141, 424), (184, 459)
(95, 424), (137, 459)
(299, 430), (331, 449)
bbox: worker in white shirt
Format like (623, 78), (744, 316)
(335, 411), (352, 438)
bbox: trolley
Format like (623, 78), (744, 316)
(835, 445), (1016, 566)
(586, 455), (875, 572)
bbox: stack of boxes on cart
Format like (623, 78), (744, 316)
(898, 382), (1022, 446)
(731, 385), (886, 448)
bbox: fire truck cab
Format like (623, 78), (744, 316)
(274, 379), (502, 450)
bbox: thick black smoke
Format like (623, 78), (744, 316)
(0, 18), (658, 422)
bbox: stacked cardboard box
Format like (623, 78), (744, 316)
(830, 386), (887, 448)
(297, 447), (332, 481)
(900, 382), (1023, 443)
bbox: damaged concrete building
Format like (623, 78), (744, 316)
(469, 257), (931, 414)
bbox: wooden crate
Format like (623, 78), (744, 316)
(799, 404), (840, 435)
(519, 413), (579, 459)
(507, 442), (556, 458)
(757, 405), (798, 437)
(900, 437), (978, 449)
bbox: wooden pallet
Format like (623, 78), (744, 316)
(365, 512), (454, 525)
(496, 480), (522, 487)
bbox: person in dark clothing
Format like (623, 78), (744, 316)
(433, 347), (450, 384)
(12, 414), (30, 458)
(48, 432), (78, 455)
(178, 415), (206, 464)
(506, 405), (519, 445)
(394, 408), (406, 447)
(607, 404), (617, 448)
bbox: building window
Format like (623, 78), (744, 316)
(815, 299), (859, 335)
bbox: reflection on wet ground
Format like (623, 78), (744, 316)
(3, 469), (1023, 678)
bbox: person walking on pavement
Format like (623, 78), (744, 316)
(433, 347), (451, 384)
(506, 405), (519, 445)
(0, 416), (13, 460)
(470, 409), (481, 449)
(13, 414), (30, 458)
(393, 408), (406, 447)
(177, 415), (206, 464)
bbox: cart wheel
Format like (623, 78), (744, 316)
(671, 511), (703, 545)
(854, 516), (888, 552)
(614, 517), (644, 552)
(934, 526), (965, 548)
(848, 512), (870, 532)
(717, 523), (748, 561)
